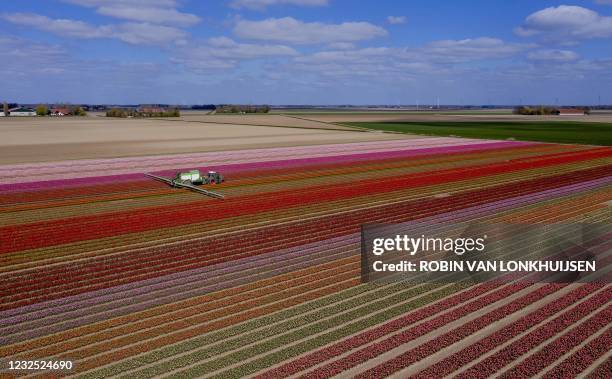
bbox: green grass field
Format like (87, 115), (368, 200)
(347, 121), (612, 146)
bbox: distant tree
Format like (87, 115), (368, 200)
(106, 108), (127, 118)
(216, 104), (269, 114)
(71, 106), (87, 116)
(36, 104), (48, 116)
(513, 106), (526, 115)
(513, 105), (558, 115)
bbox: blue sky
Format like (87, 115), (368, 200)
(1, 0), (612, 105)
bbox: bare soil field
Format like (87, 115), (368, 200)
(176, 113), (356, 130)
(0, 116), (407, 164)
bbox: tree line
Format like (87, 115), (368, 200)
(513, 106), (591, 115)
(34, 104), (87, 116)
(216, 105), (270, 114)
(106, 108), (181, 118)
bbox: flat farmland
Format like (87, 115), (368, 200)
(346, 121), (612, 145)
(0, 116), (399, 163)
(0, 116), (610, 378)
(288, 110), (612, 124)
(176, 112), (357, 130)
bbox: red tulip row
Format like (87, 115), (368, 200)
(299, 282), (550, 379)
(2, 165), (604, 311)
(0, 251), (357, 345)
(0, 180), (153, 206)
(585, 358), (611, 379)
(1, 143), (541, 207)
(8, 263), (360, 361)
(7, 158), (605, 274)
(2, 177), (608, 320)
(1, 144), (608, 378)
(0, 156), (608, 274)
(2, 147), (608, 254)
(413, 282), (609, 378)
(497, 304), (612, 378)
(7, 175), (604, 354)
(253, 281), (504, 379)
(346, 283), (565, 379)
(2, 162), (605, 295)
(0, 224), (345, 299)
(3, 145), (574, 230)
(541, 327), (612, 379)
(255, 239), (609, 379)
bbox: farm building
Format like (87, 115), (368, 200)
(558, 108), (586, 116)
(8, 107), (36, 116)
(51, 107), (71, 116)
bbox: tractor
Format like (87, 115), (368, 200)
(145, 169), (225, 199)
(173, 170), (224, 185)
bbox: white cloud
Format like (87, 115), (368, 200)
(0, 35), (172, 103)
(172, 37), (298, 71)
(230, 0), (327, 10)
(387, 16), (406, 24)
(326, 42), (356, 50)
(96, 6), (199, 25)
(289, 46), (425, 81)
(111, 23), (188, 45)
(295, 47), (391, 64)
(527, 49), (580, 63)
(207, 36), (299, 58)
(1, 13), (186, 45)
(2, 13), (106, 38)
(0, 36), (71, 76)
(424, 37), (533, 62)
(285, 37), (533, 82)
(62, 0), (199, 26)
(309, 39), (526, 66)
(233, 17), (387, 44)
(515, 5), (612, 39)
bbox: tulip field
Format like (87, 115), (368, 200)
(0, 136), (610, 378)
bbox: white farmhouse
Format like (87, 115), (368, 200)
(8, 107), (36, 116)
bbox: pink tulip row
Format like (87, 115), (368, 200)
(498, 304), (612, 378)
(2, 169), (604, 344)
(418, 283), (610, 378)
(0, 233), (357, 323)
(0, 138), (472, 181)
(351, 283), (566, 379)
(0, 137), (486, 176)
(254, 281), (504, 379)
(584, 357), (611, 379)
(252, 176), (611, 379)
(541, 327), (612, 379)
(262, 282), (537, 379)
(0, 240), (357, 345)
(2, 168), (607, 348)
(0, 139), (523, 190)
